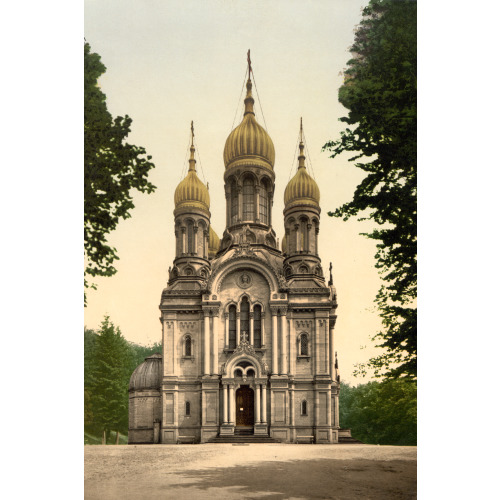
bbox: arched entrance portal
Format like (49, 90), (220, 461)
(236, 386), (254, 426)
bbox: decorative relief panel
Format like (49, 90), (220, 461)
(296, 320), (313, 328)
(179, 321), (196, 330)
(238, 272), (253, 288)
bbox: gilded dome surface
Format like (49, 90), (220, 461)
(129, 353), (162, 391)
(284, 137), (320, 208)
(208, 226), (220, 258)
(174, 133), (210, 212)
(223, 79), (275, 170)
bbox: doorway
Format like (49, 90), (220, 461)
(236, 386), (254, 426)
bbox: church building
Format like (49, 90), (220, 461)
(128, 55), (340, 444)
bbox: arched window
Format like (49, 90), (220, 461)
(259, 186), (268, 225)
(231, 180), (238, 224)
(300, 218), (308, 252)
(184, 335), (192, 357)
(301, 400), (307, 416)
(300, 333), (308, 356)
(242, 178), (254, 221)
(229, 305), (237, 349)
(185, 401), (191, 416)
(240, 297), (249, 341)
(254, 305), (262, 348)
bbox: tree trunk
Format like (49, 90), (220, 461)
(102, 429), (106, 445)
(115, 431), (120, 445)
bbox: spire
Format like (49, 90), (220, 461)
(188, 120), (196, 172)
(298, 117), (306, 169)
(244, 49), (255, 116)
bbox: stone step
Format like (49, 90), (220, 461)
(209, 436), (280, 443)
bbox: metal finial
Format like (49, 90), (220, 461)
(191, 120), (194, 146)
(247, 49), (252, 74)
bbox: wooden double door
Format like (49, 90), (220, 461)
(236, 386), (254, 426)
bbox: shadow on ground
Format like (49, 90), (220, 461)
(171, 458), (416, 500)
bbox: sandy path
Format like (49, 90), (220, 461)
(85, 443), (416, 499)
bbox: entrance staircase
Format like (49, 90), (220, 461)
(208, 427), (280, 444)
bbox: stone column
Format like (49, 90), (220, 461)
(294, 224), (299, 253)
(172, 319), (177, 375)
(314, 390), (319, 428)
(255, 186), (260, 223)
(261, 312), (266, 347)
(327, 389), (332, 427)
(223, 384), (228, 424)
(262, 384), (267, 423)
(315, 318), (320, 375)
(250, 312), (254, 345)
(290, 385), (295, 426)
(289, 317), (295, 375)
(224, 313), (229, 348)
(236, 311), (241, 346)
(271, 308), (278, 374)
(212, 309), (219, 375)
(307, 223), (312, 253)
(324, 320), (329, 376)
(174, 390), (179, 427)
(203, 310), (210, 375)
(280, 310), (287, 375)
(174, 230), (179, 257)
(193, 225), (198, 256)
(315, 227), (319, 256)
(256, 384), (261, 423)
(229, 385), (235, 424)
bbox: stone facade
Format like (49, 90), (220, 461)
(129, 60), (340, 444)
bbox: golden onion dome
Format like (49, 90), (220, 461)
(223, 77), (275, 170)
(208, 226), (220, 258)
(174, 123), (210, 212)
(284, 121), (320, 208)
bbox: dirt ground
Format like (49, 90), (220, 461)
(85, 443), (416, 499)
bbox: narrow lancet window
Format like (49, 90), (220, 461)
(242, 178), (254, 221)
(254, 305), (262, 348)
(229, 305), (237, 349)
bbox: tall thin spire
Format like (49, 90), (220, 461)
(298, 117), (306, 169)
(188, 120), (196, 172)
(244, 50), (255, 116)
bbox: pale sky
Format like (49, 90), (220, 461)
(84, 0), (384, 385)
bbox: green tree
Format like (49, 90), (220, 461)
(340, 380), (416, 445)
(323, 0), (417, 378)
(84, 42), (156, 304)
(87, 317), (135, 442)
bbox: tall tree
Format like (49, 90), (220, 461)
(84, 42), (156, 304)
(323, 0), (417, 378)
(87, 316), (135, 442)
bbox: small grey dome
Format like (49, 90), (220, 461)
(129, 352), (162, 391)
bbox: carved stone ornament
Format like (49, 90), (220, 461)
(238, 272), (253, 288)
(220, 338), (269, 376)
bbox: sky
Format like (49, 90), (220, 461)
(84, 0), (387, 385)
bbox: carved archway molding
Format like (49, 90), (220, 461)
(208, 256), (281, 295)
(221, 339), (269, 377)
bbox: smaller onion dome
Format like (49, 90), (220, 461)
(284, 119), (320, 209)
(174, 122), (210, 212)
(129, 352), (162, 391)
(208, 226), (220, 259)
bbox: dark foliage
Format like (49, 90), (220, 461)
(84, 42), (156, 304)
(339, 380), (416, 445)
(323, 0), (417, 378)
(84, 318), (160, 442)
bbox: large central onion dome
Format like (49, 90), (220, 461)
(223, 77), (275, 171)
(284, 127), (320, 208)
(174, 124), (210, 212)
